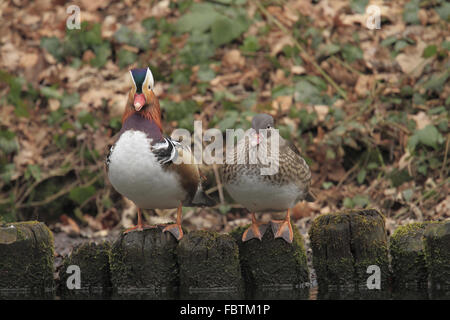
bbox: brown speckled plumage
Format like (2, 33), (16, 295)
(221, 126), (312, 203)
(221, 114), (314, 243)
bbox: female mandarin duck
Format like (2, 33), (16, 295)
(107, 67), (213, 240)
(221, 114), (315, 243)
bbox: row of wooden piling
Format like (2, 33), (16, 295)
(0, 210), (449, 299)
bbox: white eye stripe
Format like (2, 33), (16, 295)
(144, 67), (154, 90)
(129, 70), (137, 91)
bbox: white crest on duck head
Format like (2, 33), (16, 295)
(129, 70), (137, 92)
(129, 67), (154, 92)
(144, 67), (154, 90)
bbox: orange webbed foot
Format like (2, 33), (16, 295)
(270, 219), (293, 243)
(242, 223), (268, 242)
(163, 223), (184, 241)
(242, 212), (268, 242)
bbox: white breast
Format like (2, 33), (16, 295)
(224, 175), (302, 212)
(108, 130), (186, 209)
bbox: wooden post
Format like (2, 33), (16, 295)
(231, 224), (310, 299)
(424, 221), (450, 299)
(109, 226), (179, 299)
(0, 221), (54, 298)
(59, 241), (112, 298)
(309, 209), (389, 299)
(177, 230), (243, 299)
(390, 222), (438, 299)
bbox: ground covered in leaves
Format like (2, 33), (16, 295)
(0, 0), (449, 251)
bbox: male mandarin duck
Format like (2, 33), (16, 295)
(106, 67), (214, 240)
(221, 114), (315, 243)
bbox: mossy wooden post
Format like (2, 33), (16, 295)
(177, 230), (243, 299)
(59, 241), (112, 298)
(0, 221), (54, 298)
(424, 221), (450, 299)
(231, 224), (309, 299)
(390, 222), (438, 299)
(309, 209), (389, 299)
(109, 226), (178, 299)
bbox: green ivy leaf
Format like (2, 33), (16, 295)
(435, 3), (450, 22)
(403, 0), (420, 24)
(141, 17), (158, 34)
(389, 169), (413, 187)
(25, 164), (41, 181)
(176, 3), (220, 34)
(294, 79), (328, 105)
(0, 131), (18, 154)
(40, 37), (63, 61)
(341, 44), (363, 62)
(179, 32), (215, 66)
(40, 86), (63, 100)
(423, 71), (450, 91)
(402, 189), (414, 202)
(443, 41), (450, 51)
(241, 36), (260, 52)
(197, 64), (216, 82)
(321, 43), (341, 56)
(381, 36), (397, 47)
(90, 43), (111, 68)
(219, 204), (231, 215)
(322, 182), (334, 190)
(0, 164), (15, 183)
(423, 44), (437, 58)
(61, 92), (80, 109)
(117, 49), (137, 69)
(350, 0), (369, 14)
(416, 125), (444, 149)
(343, 197), (354, 208)
(353, 195), (369, 207)
(69, 186), (96, 205)
(114, 26), (151, 50)
(357, 169), (366, 184)
(211, 15), (246, 47)
(217, 111), (239, 131)
(77, 110), (97, 128)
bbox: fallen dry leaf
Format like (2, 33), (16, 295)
(409, 111), (431, 130)
(395, 41), (431, 78)
(222, 49), (245, 70)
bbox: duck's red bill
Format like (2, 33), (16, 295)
(134, 93), (146, 111)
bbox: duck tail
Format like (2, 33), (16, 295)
(186, 185), (217, 207)
(305, 190), (316, 202)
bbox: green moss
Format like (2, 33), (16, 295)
(0, 221), (54, 292)
(424, 221), (450, 298)
(309, 212), (354, 291)
(309, 209), (389, 298)
(177, 230), (243, 299)
(231, 222), (309, 299)
(390, 221), (440, 295)
(109, 225), (179, 298)
(59, 241), (111, 297)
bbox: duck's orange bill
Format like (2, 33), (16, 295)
(134, 93), (146, 111)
